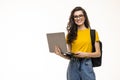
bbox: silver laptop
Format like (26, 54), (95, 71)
(46, 32), (67, 54)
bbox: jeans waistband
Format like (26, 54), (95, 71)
(71, 57), (84, 61)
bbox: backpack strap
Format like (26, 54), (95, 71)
(90, 29), (95, 52)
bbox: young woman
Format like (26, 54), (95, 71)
(54, 6), (101, 80)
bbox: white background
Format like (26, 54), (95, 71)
(0, 0), (120, 80)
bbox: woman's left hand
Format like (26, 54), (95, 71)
(74, 52), (88, 58)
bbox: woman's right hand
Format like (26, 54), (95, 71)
(54, 45), (71, 60)
(54, 45), (62, 56)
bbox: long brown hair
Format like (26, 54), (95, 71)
(67, 6), (90, 44)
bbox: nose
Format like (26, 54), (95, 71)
(77, 17), (80, 19)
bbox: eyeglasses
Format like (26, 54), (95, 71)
(73, 14), (84, 19)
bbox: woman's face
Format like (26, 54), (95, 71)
(73, 10), (85, 26)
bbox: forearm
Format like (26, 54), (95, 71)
(56, 53), (71, 60)
(54, 46), (71, 60)
(85, 52), (101, 58)
(74, 51), (101, 58)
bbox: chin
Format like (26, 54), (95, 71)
(77, 23), (83, 26)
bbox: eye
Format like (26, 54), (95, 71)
(73, 14), (84, 19)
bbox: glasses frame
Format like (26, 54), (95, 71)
(73, 14), (84, 19)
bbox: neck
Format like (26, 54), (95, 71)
(78, 24), (87, 30)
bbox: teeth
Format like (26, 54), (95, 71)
(77, 21), (81, 23)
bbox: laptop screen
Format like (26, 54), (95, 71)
(46, 32), (67, 54)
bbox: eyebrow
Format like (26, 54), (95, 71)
(74, 14), (84, 16)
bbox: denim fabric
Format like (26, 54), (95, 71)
(67, 58), (96, 80)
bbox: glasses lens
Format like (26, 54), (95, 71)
(74, 15), (84, 19)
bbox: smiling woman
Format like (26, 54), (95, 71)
(54, 6), (101, 80)
(1, 0), (120, 80)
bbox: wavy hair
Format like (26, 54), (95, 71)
(67, 6), (90, 44)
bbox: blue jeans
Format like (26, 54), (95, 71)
(67, 58), (96, 80)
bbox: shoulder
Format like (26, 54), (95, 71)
(90, 29), (99, 34)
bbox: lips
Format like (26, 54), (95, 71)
(76, 20), (82, 23)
